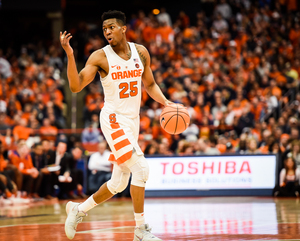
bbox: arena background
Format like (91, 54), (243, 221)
(0, 0), (297, 194)
(2, 1), (300, 240)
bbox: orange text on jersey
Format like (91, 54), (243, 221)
(112, 69), (142, 80)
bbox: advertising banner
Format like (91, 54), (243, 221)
(145, 155), (277, 190)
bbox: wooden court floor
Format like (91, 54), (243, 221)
(1, 196), (300, 241)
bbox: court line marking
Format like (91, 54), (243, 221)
(0, 220), (135, 228)
(77, 226), (135, 234)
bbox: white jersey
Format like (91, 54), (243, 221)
(101, 42), (144, 119)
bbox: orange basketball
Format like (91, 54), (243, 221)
(160, 104), (190, 134)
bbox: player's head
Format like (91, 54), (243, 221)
(102, 10), (127, 46)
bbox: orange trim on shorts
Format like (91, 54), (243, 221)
(116, 150), (132, 165)
(110, 123), (120, 129)
(111, 129), (125, 140)
(114, 139), (131, 151)
(108, 154), (116, 162)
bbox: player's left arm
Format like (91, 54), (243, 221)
(136, 44), (172, 106)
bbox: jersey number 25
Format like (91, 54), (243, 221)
(119, 81), (138, 99)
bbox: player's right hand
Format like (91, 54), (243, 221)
(60, 31), (73, 56)
(164, 100), (176, 107)
(165, 100), (184, 108)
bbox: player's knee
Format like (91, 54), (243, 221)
(130, 155), (149, 188)
(107, 172), (130, 194)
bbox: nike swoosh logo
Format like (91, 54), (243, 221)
(111, 65), (117, 68)
(161, 117), (165, 125)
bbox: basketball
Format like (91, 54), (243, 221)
(160, 104), (190, 134)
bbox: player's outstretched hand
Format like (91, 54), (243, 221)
(60, 31), (73, 56)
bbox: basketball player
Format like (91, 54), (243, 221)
(60, 10), (173, 241)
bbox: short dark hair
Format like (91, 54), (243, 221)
(33, 142), (42, 148)
(102, 10), (126, 26)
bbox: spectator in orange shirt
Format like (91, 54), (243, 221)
(21, 103), (33, 122)
(262, 79), (282, 100)
(289, 22), (300, 47)
(250, 97), (264, 121)
(228, 92), (249, 111)
(39, 118), (58, 141)
(278, 134), (289, 154)
(157, 22), (174, 43)
(142, 20), (156, 43)
(13, 118), (32, 142)
(85, 83), (102, 106)
(199, 116), (211, 138)
(10, 140), (42, 198)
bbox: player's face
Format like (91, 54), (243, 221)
(103, 19), (126, 47)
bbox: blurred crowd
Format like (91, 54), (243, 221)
(0, 42), (67, 147)
(1, 0), (300, 201)
(0, 23), (73, 201)
(0, 137), (88, 202)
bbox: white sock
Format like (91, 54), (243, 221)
(134, 212), (145, 227)
(78, 195), (98, 213)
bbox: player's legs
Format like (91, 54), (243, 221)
(123, 152), (148, 224)
(78, 153), (144, 214)
(64, 163), (130, 239)
(69, 163), (131, 212)
(92, 182), (114, 203)
(83, 163), (131, 207)
(125, 152), (148, 213)
(125, 153), (162, 241)
(130, 185), (145, 213)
